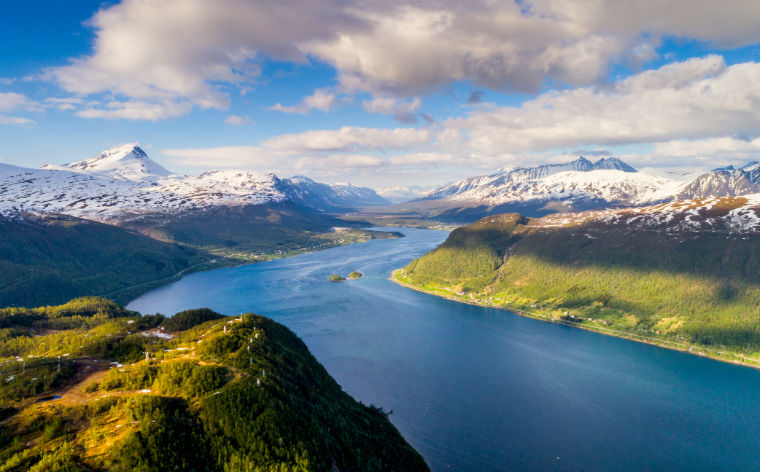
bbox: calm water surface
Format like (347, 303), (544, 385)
(129, 228), (760, 471)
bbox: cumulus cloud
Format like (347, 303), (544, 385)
(270, 89), (340, 114)
(450, 56), (760, 155)
(44, 0), (362, 119)
(307, 0), (760, 95)
(40, 0), (760, 119)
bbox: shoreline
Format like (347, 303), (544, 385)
(390, 269), (760, 371)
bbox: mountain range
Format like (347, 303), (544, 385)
(360, 156), (760, 224)
(0, 143), (387, 223)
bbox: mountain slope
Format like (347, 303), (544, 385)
(676, 164), (760, 200)
(0, 298), (429, 471)
(277, 175), (388, 210)
(398, 194), (760, 364)
(0, 214), (210, 307)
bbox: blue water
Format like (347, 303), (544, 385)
(128, 228), (760, 471)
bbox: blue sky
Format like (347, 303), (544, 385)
(1, 0), (760, 189)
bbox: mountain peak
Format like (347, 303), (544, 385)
(60, 143), (173, 181)
(592, 157), (637, 172)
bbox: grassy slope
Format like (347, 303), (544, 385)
(0, 298), (428, 472)
(400, 213), (760, 364)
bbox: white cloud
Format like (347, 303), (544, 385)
(306, 1), (760, 95)
(638, 137), (760, 169)
(40, 0), (760, 120)
(161, 125), (438, 177)
(270, 89), (340, 114)
(224, 115), (252, 126)
(449, 57), (760, 156)
(261, 126), (432, 153)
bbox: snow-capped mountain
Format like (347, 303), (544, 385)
(0, 161), (286, 222)
(42, 143), (173, 182)
(675, 163), (760, 200)
(277, 176), (388, 210)
(1, 144), (386, 222)
(420, 156), (681, 207)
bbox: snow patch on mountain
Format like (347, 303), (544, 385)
(539, 194), (760, 233)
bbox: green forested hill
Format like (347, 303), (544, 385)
(0, 297), (428, 471)
(0, 203), (399, 308)
(0, 215), (209, 308)
(399, 208), (760, 363)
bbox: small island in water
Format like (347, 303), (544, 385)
(328, 271), (363, 282)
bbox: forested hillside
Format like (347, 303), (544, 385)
(0, 297), (428, 471)
(398, 197), (760, 363)
(0, 215), (208, 307)
(0, 205), (400, 308)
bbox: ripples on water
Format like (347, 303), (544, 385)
(129, 228), (760, 472)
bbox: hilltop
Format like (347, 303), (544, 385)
(0, 297), (428, 471)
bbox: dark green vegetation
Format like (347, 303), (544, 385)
(0, 297), (429, 471)
(161, 308), (226, 331)
(1, 203), (402, 308)
(399, 210), (760, 363)
(0, 215), (205, 308)
(127, 202), (361, 256)
(349, 271), (363, 280)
